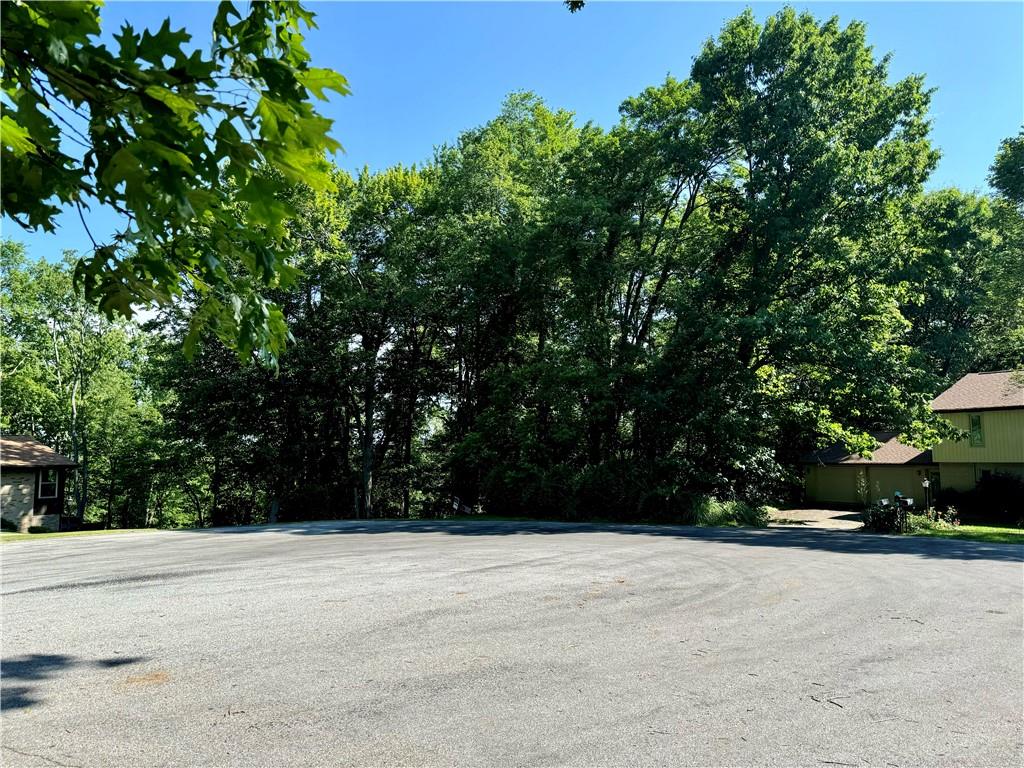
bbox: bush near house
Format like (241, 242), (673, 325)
(936, 473), (1024, 526)
(862, 503), (910, 534)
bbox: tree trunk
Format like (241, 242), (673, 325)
(184, 483), (204, 528)
(105, 460), (116, 530)
(210, 457), (226, 527)
(361, 389), (374, 519)
(401, 406), (413, 518)
(360, 339), (378, 519)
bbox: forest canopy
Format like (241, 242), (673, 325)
(2, 9), (1022, 529)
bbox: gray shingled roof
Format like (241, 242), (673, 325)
(802, 432), (934, 466)
(931, 371), (1024, 412)
(0, 435), (77, 469)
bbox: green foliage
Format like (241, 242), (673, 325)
(691, 497), (771, 528)
(0, 518), (18, 532)
(990, 129), (1024, 208)
(937, 473), (1024, 525)
(1, 241), (182, 528)
(27, 526), (50, 533)
(3, 9), (1020, 528)
(1, 0), (348, 365)
(908, 507), (960, 535)
(861, 502), (909, 534)
(437, 9), (946, 514)
(899, 190), (1018, 381)
(976, 129), (1024, 372)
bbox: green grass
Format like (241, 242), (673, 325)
(0, 528), (156, 542)
(908, 524), (1024, 545)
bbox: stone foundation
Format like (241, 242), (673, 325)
(2, 471), (35, 529)
(18, 514), (61, 532)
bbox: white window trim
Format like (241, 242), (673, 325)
(37, 469), (58, 499)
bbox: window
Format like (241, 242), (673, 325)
(969, 413), (984, 447)
(37, 469), (58, 499)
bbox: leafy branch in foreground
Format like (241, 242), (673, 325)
(1, 0), (349, 365)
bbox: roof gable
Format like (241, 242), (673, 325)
(931, 371), (1024, 412)
(0, 435), (76, 469)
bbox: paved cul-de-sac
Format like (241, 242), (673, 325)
(2, 521), (1021, 767)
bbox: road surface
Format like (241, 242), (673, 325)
(2, 521), (1021, 766)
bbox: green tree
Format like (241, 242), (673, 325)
(990, 129), (1024, 207)
(1, 241), (173, 526)
(1, 0), (348, 364)
(983, 130), (1024, 370)
(899, 189), (1022, 381)
(13, 8), (1003, 528)
(900, 190), (999, 381)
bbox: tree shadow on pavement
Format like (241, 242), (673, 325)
(1, 653), (146, 710)
(186, 520), (1024, 563)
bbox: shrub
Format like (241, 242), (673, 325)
(728, 500), (772, 527)
(974, 473), (1024, 524)
(692, 496), (771, 528)
(27, 526), (50, 534)
(935, 473), (1024, 525)
(0, 518), (18, 532)
(908, 508), (960, 534)
(861, 502), (908, 533)
(934, 505), (960, 527)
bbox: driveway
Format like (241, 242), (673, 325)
(770, 508), (863, 530)
(2, 521), (1021, 767)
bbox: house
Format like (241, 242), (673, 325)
(803, 432), (939, 506)
(930, 370), (1024, 491)
(1, 435), (76, 532)
(803, 371), (1024, 506)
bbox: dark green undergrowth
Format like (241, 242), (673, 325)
(446, 494), (772, 528)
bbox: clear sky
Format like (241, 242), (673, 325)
(5, 1), (1023, 259)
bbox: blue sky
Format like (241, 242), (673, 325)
(6, 1), (1023, 259)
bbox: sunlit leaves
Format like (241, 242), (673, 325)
(1, 0), (347, 367)
(299, 68), (350, 101)
(0, 115), (36, 155)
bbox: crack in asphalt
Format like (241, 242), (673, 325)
(2, 745), (81, 768)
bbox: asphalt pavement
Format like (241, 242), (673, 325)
(1, 520), (1021, 767)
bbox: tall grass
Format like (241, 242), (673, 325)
(691, 496), (771, 528)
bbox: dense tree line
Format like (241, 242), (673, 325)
(3, 10), (1021, 527)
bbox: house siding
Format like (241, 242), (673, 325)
(806, 465), (936, 505)
(806, 466), (859, 504)
(932, 409), (1024, 493)
(937, 462), (1024, 492)
(932, 409), (1024, 463)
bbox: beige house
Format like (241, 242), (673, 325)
(929, 371), (1024, 491)
(803, 433), (938, 506)
(1, 435), (76, 532)
(804, 371), (1024, 506)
